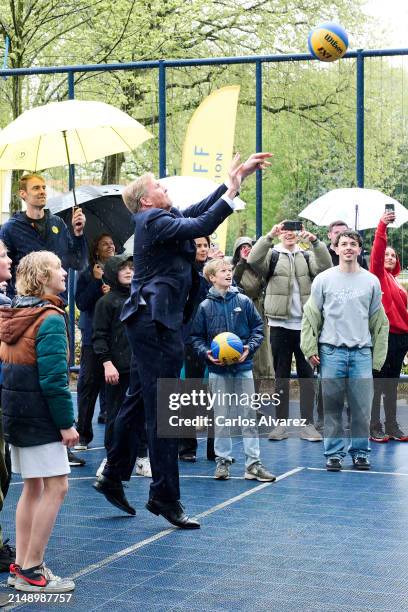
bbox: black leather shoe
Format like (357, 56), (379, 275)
(352, 456), (370, 470)
(93, 475), (136, 515)
(179, 454), (196, 462)
(146, 499), (200, 529)
(326, 457), (342, 472)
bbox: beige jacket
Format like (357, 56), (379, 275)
(247, 235), (332, 319)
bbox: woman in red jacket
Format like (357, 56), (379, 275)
(369, 211), (408, 442)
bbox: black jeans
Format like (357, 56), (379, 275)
(371, 332), (408, 430)
(269, 326), (315, 422)
(76, 345), (105, 443)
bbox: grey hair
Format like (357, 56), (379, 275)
(122, 172), (154, 213)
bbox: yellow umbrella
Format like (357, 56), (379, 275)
(0, 100), (153, 171)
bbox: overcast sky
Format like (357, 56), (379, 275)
(363, 0), (408, 47)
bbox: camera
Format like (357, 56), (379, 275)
(282, 221), (302, 231)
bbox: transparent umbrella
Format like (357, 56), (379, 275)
(299, 188), (408, 230)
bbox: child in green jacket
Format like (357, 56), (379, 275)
(0, 251), (78, 593)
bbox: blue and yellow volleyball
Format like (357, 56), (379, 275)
(308, 22), (348, 63)
(211, 332), (244, 365)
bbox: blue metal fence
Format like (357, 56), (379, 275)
(1, 47), (408, 364)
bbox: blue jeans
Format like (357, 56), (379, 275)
(320, 344), (373, 460)
(209, 370), (260, 469)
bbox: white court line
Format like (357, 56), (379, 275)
(65, 466), (303, 582)
(9, 474), (253, 486)
(194, 466), (304, 520)
(71, 446), (105, 452)
(307, 467), (408, 476)
(5, 467), (304, 608)
(10, 465), (407, 486)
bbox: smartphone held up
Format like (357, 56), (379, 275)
(282, 220), (303, 232)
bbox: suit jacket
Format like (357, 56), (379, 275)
(121, 184), (233, 330)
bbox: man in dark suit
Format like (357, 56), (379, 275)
(93, 153), (272, 529)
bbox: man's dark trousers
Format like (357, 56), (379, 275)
(125, 307), (183, 502)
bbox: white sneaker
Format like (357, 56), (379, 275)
(300, 423), (322, 442)
(74, 439), (88, 451)
(134, 456), (152, 477)
(268, 425), (288, 441)
(15, 563), (75, 593)
(96, 457), (107, 477)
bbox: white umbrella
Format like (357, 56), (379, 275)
(0, 100), (153, 171)
(299, 188), (408, 230)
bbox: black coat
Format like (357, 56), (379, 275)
(92, 255), (132, 373)
(120, 184), (233, 331)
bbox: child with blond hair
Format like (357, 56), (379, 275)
(191, 258), (276, 481)
(0, 251), (78, 593)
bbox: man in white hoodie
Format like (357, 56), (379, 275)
(248, 222), (332, 441)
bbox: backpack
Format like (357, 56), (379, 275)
(266, 249), (310, 282)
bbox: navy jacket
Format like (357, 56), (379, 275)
(191, 286), (264, 374)
(121, 184), (233, 330)
(0, 210), (87, 298)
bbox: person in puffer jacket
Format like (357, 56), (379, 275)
(0, 251), (78, 593)
(0, 241), (15, 573)
(247, 221), (332, 442)
(191, 258), (275, 482)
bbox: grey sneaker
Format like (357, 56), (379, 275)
(214, 459), (231, 480)
(268, 425), (288, 441)
(15, 563), (75, 593)
(245, 462), (276, 482)
(300, 423), (322, 442)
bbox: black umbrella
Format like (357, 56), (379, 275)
(47, 185), (134, 254)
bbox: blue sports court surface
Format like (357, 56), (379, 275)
(1, 396), (408, 611)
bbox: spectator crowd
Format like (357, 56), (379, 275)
(0, 167), (406, 593)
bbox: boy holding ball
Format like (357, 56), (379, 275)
(191, 258), (275, 482)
